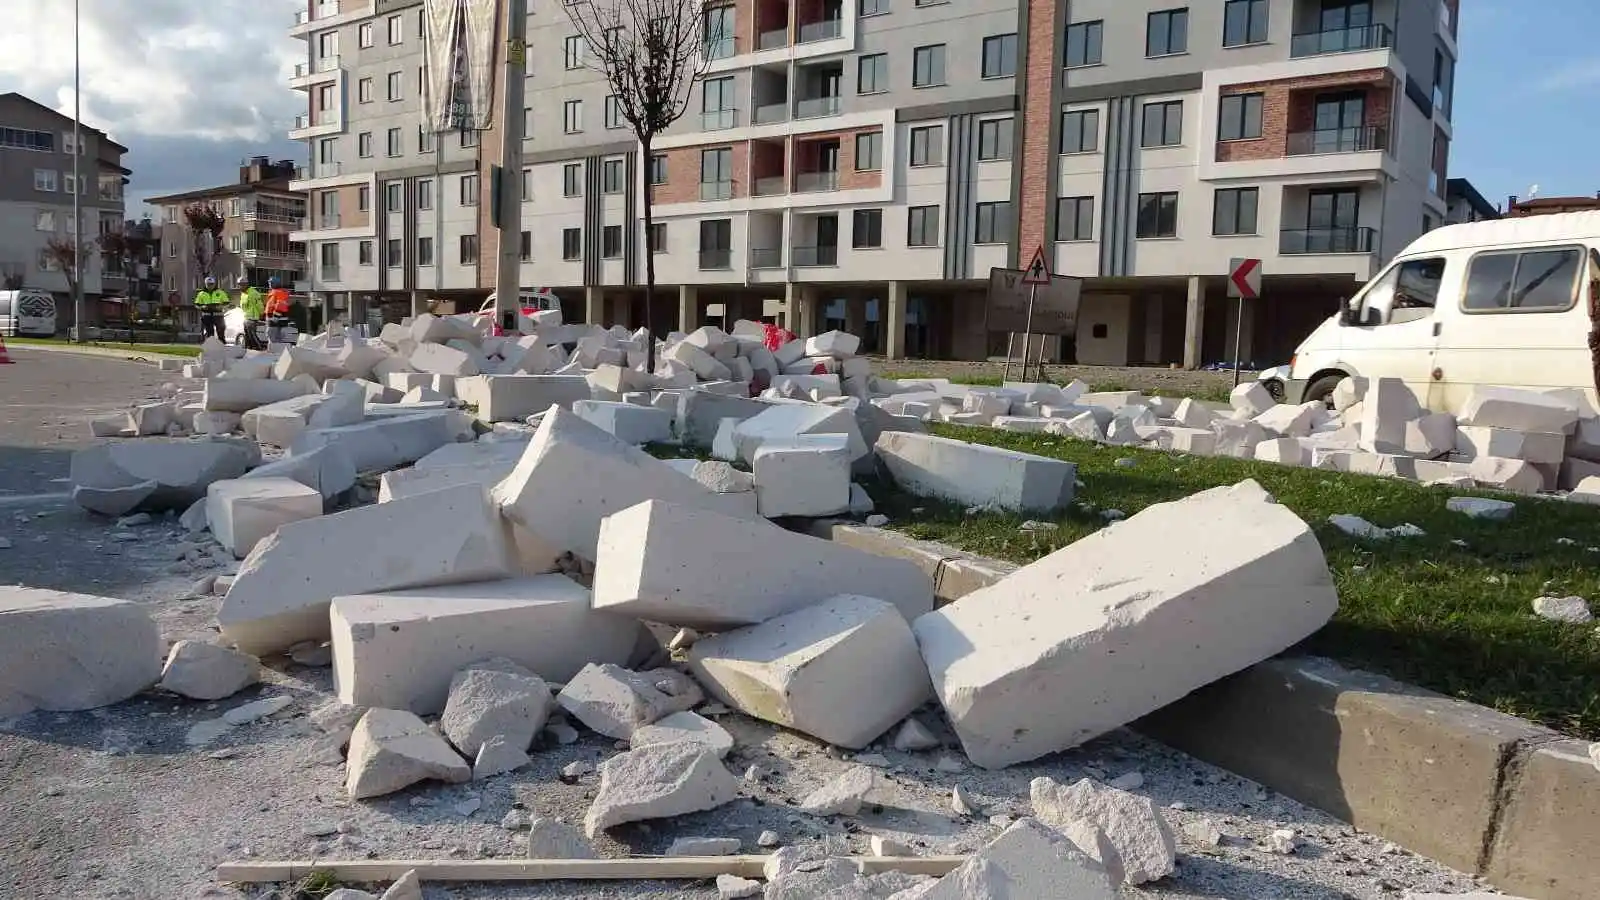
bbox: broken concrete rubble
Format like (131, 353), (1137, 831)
(920, 817), (1116, 900)
(751, 434), (853, 518)
(289, 410), (465, 473)
(202, 377), (309, 413)
(241, 444), (357, 501)
(582, 742), (738, 837)
(439, 659), (551, 759)
(875, 431), (1074, 512)
(455, 374), (590, 421)
(629, 710), (734, 758)
(345, 707), (471, 799)
(70, 437), (259, 514)
(156, 640), (260, 701)
(555, 662), (702, 739)
(1030, 776), (1176, 885)
(205, 477), (322, 558)
(0, 587), (162, 717)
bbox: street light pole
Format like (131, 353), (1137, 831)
(72, 0), (84, 342)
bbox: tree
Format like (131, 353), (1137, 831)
(183, 203), (226, 287)
(42, 237), (84, 302)
(564, 0), (720, 370)
(99, 231), (130, 280)
(0, 266), (22, 291)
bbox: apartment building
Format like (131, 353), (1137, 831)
(289, 0), (1461, 367)
(0, 92), (129, 322)
(1443, 177), (1496, 224)
(148, 157), (309, 318)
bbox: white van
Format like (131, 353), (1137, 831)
(0, 289), (58, 337)
(1283, 211), (1600, 413)
(466, 288), (562, 335)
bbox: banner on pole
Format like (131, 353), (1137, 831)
(985, 267), (1083, 336)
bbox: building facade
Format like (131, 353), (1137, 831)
(289, 0), (1460, 367)
(0, 92), (129, 326)
(1444, 177), (1497, 224)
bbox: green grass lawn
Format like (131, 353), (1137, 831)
(865, 423), (1600, 739)
(878, 371), (1233, 403)
(4, 336), (202, 357)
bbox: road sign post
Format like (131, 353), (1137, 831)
(1226, 257), (1262, 389)
(1018, 246), (1051, 382)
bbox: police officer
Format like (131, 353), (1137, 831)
(236, 276), (266, 350)
(193, 276), (229, 342)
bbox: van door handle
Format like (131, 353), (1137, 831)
(1432, 322), (1441, 337)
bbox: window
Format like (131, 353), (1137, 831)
(564, 36), (584, 69)
(226, 234), (240, 253)
(605, 95), (624, 129)
(417, 236), (433, 266)
(385, 182), (403, 212)
(1055, 196), (1093, 241)
(320, 243), (340, 278)
(700, 148), (733, 199)
(0, 128), (53, 152)
(386, 127), (403, 157)
(358, 185), (371, 211)
(461, 130), (478, 147)
(562, 228), (582, 260)
(358, 240), (374, 265)
(975, 201), (1012, 244)
(460, 174), (479, 206)
(359, 22), (373, 48)
(699, 219), (732, 268)
(862, 0), (888, 15)
(1060, 109), (1099, 153)
(909, 125), (943, 166)
(907, 206), (940, 247)
(34, 210), (54, 231)
(703, 5), (734, 59)
(1136, 191), (1179, 238)
(418, 128), (435, 153)
(855, 132), (882, 171)
(521, 167), (533, 200)
(978, 118), (1013, 161)
(387, 14), (404, 44)
(357, 132), (373, 157)
(1218, 93), (1264, 141)
(1146, 8), (1188, 56)
(34, 169), (57, 192)
(564, 163), (583, 197)
(602, 158), (624, 193)
(386, 238), (403, 267)
(1223, 0), (1268, 47)
(602, 225), (623, 258)
(1213, 188), (1258, 235)
(857, 54), (888, 94)
(417, 179), (434, 210)
(701, 76), (735, 129)
(387, 71), (402, 101)
(523, 107), (534, 135)
(520, 231), (532, 262)
(981, 34), (1017, 78)
(1433, 49), (1455, 119)
(648, 154), (667, 185)
(38, 248), (60, 272)
(358, 77), (373, 103)
(318, 137), (336, 164)
(1065, 20), (1103, 67)
(912, 45), (946, 87)
(852, 209), (883, 249)
(563, 100), (582, 133)
(1141, 100), (1183, 147)
(1358, 258), (1445, 321)
(459, 234), (478, 265)
(1463, 249), (1582, 313)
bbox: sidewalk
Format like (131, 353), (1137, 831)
(3, 340), (193, 364)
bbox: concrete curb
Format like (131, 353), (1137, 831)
(6, 342), (191, 363)
(804, 519), (1595, 900)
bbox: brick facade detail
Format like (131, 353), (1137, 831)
(1015, 0), (1058, 268)
(1215, 69), (1394, 163)
(795, 127), (883, 191)
(651, 142), (750, 205)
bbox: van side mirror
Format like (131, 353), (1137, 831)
(1337, 302), (1357, 326)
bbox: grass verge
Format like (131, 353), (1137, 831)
(3, 336), (202, 357)
(878, 371), (1233, 403)
(865, 423), (1600, 739)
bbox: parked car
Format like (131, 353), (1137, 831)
(223, 307), (297, 346)
(1282, 210), (1600, 412)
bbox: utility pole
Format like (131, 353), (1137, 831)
(72, 0), (83, 342)
(492, 0), (528, 331)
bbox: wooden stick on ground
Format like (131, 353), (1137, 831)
(217, 854), (967, 884)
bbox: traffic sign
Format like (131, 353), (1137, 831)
(1228, 257), (1262, 299)
(985, 267), (1081, 336)
(1021, 245), (1052, 286)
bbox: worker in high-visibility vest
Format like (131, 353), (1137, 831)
(193, 276), (230, 342)
(263, 277), (293, 346)
(235, 276), (265, 350)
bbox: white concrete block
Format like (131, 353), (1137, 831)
(1030, 776), (1177, 885)
(919, 817), (1116, 900)
(572, 400), (673, 445)
(202, 377), (310, 413)
(1455, 426), (1565, 465)
(274, 346), (348, 382)
(673, 392), (769, 447)
(665, 341), (732, 381)
(733, 402), (867, 464)
(772, 339), (808, 367)
(1404, 412), (1458, 459)
(1212, 419), (1270, 459)
(1331, 376), (1368, 412)
(875, 432), (1075, 513)
(914, 480), (1337, 768)
(1458, 386), (1580, 435)
(689, 594), (931, 749)
(752, 435), (853, 518)
(803, 330), (860, 359)
(378, 461), (516, 503)
(289, 411), (463, 473)
(1469, 456), (1546, 494)
(70, 437), (259, 513)
(593, 500), (934, 629)
(1046, 411), (1106, 444)
(220, 483), (516, 655)
(401, 385), (447, 404)
(385, 372), (433, 394)
(1229, 382), (1274, 417)
(1253, 403), (1317, 438)
(770, 374), (841, 399)
(1164, 427), (1217, 456)
(583, 743), (738, 837)
(1446, 496), (1516, 520)
(157, 639), (260, 701)
(629, 710), (734, 758)
(1253, 438), (1310, 467)
(206, 477), (322, 558)
(193, 410), (242, 435)
(331, 576), (640, 715)
(992, 416), (1052, 433)
(409, 342), (481, 377)
(0, 586), (162, 717)
(345, 708), (471, 799)
(243, 444), (357, 501)
(1172, 398), (1217, 429)
(455, 374), (590, 422)
(307, 388), (364, 430)
(586, 363), (648, 400)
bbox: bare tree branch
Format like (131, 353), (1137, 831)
(183, 203), (226, 283)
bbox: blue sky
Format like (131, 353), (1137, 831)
(1453, 0), (1600, 207)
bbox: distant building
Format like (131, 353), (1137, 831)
(1444, 178), (1498, 225)
(147, 157), (308, 316)
(1505, 193), (1600, 218)
(0, 91), (130, 327)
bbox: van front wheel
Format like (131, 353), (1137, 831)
(1303, 373), (1346, 408)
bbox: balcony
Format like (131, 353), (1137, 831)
(701, 108), (738, 131)
(794, 96), (841, 119)
(753, 102), (790, 124)
(316, 213), (343, 230)
(1289, 24), (1392, 58)
(794, 171), (839, 193)
(700, 180), (734, 201)
(1285, 126), (1388, 156)
(242, 247), (308, 261)
(98, 184), (123, 202)
(295, 2), (339, 26)
(1279, 227), (1377, 255)
(749, 248), (784, 268)
(294, 114), (311, 130)
(791, 245), (838, 266)
(759, 28), (790, 50)
(797, 18), (842, 44)
(754, 176), (787, 196)
(698, 248), (733, 270)
(292, 55), (341, 82)
(244, 208), (304, 224)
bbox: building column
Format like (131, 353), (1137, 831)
(678, 284), (698, 334)
(320, 294), (332, 336)
(584, 286), (603, 326)
(410, 290), (425, 320)
(844, 295), (866, 337)
(1183, 275), (1205, 370)
(885, 281), (907, 360)
(786, 282), (817, 338)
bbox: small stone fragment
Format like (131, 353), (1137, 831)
(1106, 770), (1144, 791)
(287, 641), (333, 667)
(379, 869), (424, 900)
(157, 640), (260, 701)
(472, 734), (532, 779)
(799, 766), (874, 816)
(871, 835), (914, 857)
(501, 809), (530, 830)
(629, 710), (734, 758)
(222, 695), (293, 725)
(893, 717), (940, 752)
(666, 836), (741, 856)
(1029, 776), (1176, 885)
(716, 874), (762, 899)
(1533, 595), (1593, 624)
(1446, 496), (1515, 521)
(583, 743), (738, 836)
(525, 817), (597, 859)
(758, 829), (781, 847)
(440, 659), (550, 759)
(1266, 829), (1298, 854)
(952, 783), (980, 816)
(345, 708), (471, 799)
(561, 759), (593, 780)
(1184, 818), (1224, 848)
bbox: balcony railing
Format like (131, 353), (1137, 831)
(243, 247), (308, 261)
(749, 247), (783, 269)
(295, 2), (338, 25)
(701, 108), (738, 130)
(753, 176), (787, 196)
(98, 185), (122, 201)
(794, 171), (839, 193)
(293, 55), (341, 78)
(700, 180), (734, 201)
(1279, 227), (1377, 255)
(1289, 23), (1393, 58)
(753, 102), (790, 124)
(759, 28), (790, 50)
(794, 96), (841, 119)
(698, 248), (733, 270)
(797, 18), (843, 43)
(317, 213), (342, 230)
(293, 114), (311, 130)
(244, 209), (304, 224)
(1285, 126), (1388, 156)
(791, 245), (839, 266)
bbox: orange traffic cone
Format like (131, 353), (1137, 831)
(0, 334), (13, 364)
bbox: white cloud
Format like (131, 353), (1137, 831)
(1536, 60), (1600, 92)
